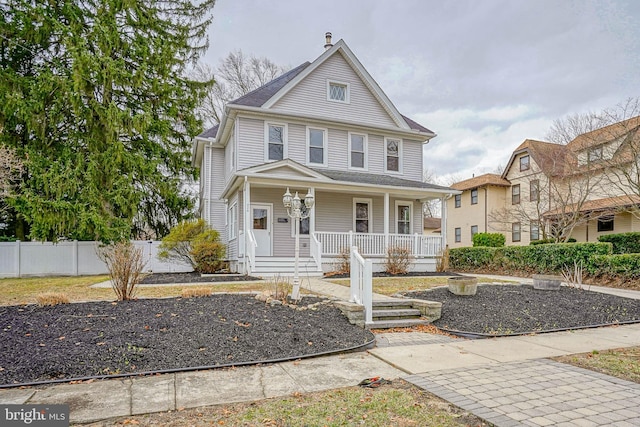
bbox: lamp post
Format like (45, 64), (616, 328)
(283, 187), (314, 300)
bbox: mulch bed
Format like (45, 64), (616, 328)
(325, 271), (461, 279)
(0, 295), (373, 386)
(404, 285), (640, 336)
(140, 272), (261, 284)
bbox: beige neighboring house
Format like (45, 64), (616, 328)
(447, 116), (640, 247)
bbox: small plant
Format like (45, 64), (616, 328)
(36, 292), (70, 306)
(332, 247), (351, 275)
(270, 274), (292, 302)
(181, 287), (211, 298)
(562, 260), (587, 290)
(384, 245), (412, 275)
(436, 245), (450, 272)
(99, 241), (147, 301)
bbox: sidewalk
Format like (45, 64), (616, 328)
(2, 276), (640, 426)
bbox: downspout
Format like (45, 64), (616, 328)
(484, 187), (488, 232)
(207, 144), (213, 224)
(442, 193), (453, 249)
(244, 176), (248, 273)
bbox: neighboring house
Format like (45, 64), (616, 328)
(423, 217), (441, 235)
(192, 34), (457, 275)
(447, 116), (640, 247)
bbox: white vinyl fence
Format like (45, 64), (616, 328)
(0, 240), (192, 278)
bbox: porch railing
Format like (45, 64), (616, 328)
(246, 230), (257, 275)
(350, 245), (373, 325)
(315, 231), (442, 257)
(310, 233), (322, 270)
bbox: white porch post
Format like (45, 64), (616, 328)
(441, 195), (447, 250)
(384, 192), (389, 251)
(244, 178), (251, 273)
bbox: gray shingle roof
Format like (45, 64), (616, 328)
(198, 124), (219, 139)
(312, 168), (454, 191)
(229, 62), (311, 107)
(401, 114), (434, 134)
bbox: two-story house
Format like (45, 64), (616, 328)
(192, 34), (457, 275)
(447, 116), (640, 247)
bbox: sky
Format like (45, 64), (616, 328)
(203, 0), (640, 184)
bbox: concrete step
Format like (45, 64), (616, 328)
(372, 308), (422, 320)
(366, 319), (431, 330)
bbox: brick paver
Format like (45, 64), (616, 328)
(406, 359), (640, 427)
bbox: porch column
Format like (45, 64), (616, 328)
(243, 178), (251, 272)
(441, 196), (447, 250)
(384, 192), (389, 250)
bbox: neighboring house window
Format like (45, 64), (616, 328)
(307, 127), (327, 166)
(512, 184), (520, 205)
(265, 123), (287, 161)
(589, 146), (603, 162)
(520, 155), (530, 171)
(385, 138), (401, 173)
(471, 189), (478, 205)
(512, 222), (521, 242)
(228, 203), (237, 240)
(354, 198), (372, 233)
(349, 133), (367, 169)
(530, 180), (539, 202)
(597, 216), (614, 232)
(454, 194), (461, 208)
(530, 223), (540, 241)
(454, 227), (461, 243)
(327, 80), (350, 103)
(471, 225), (478, 239)
(396, 201), (412, 234)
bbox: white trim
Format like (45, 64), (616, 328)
(307, 126), (328, 167)
(353, 197), (373, 233)
(326, 79), (350, 104)
(394, 200), (413, 234)
(348, 132), (368, 170)
(264, 122), (288, 162)
(384, 137), (403, 174)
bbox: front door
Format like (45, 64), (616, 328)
(251, 204), (272, 256)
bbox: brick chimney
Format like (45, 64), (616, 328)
(324, 32), (333, 50)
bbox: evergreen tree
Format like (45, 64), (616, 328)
(0, 0), (216, 241)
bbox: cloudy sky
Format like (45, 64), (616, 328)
(203, 0), (640, 184)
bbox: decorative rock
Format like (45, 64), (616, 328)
(448, 276), (478, 296)
(532, 274), (562, 290)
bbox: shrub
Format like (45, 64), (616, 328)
(436, 246), (450, 272)
(158, 219), (225, 270)
(530, 238), (555, 245)
(449, 247), (502, 270)
(36, 292), (70, 306)
(472, 233), (505, 247)
(385, 245), (412, 274)
(181, 287), (211, 298)
(332, 247), (351, 275)
(99, 241), (147, 301)
(191, 240), (226, 273)
(598, 232), (640, 254)
(588, 253), (640, 279)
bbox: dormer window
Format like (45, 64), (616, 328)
(589, 146), (603, 162)
(520, 155), (530, 171)
(327, 80), (349, 103)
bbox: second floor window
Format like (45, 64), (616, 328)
(471, 189), (478, 205)
(454, 194), (461, 208)
(520, 155), (530, 171)
(266, 123), (286, 161)
(530, 180), (539, 202)
(385, 138), (401, 172)
(512, 184), (520, 204)
(349, 133), (367, 169)
(308, 127), (327, 166)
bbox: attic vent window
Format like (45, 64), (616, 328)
(589, 146), (603, 162)
(327, 80), (349, 103)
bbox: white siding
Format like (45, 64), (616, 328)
(315, 192), (384, 233)
(207, 146), (227, 242)
(227, 192), (239, 260)
(272, 53), (398, 128)
(237, 116), (265, 171)
(403, 139), (424, 181)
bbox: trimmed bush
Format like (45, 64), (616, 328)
(449, 247), (502, 270)
(159, 219), (226, 271)
(530, 238), (577, 245)
(598, 232), (640, 254)
(472, 232), (505, 247)
(588, 253), (640, 279)
(191, 240), (226, 273)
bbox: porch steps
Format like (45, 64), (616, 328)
(253, 257), (323, 277)
(368, 299), (430, 329)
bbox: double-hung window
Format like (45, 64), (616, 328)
(454, 194), (461, 208)
(530, 180), (539, 202)
(471, 225), (478, 239)
(520, 155), (530, 171)
(349, 133), (367, 169)
(396, 201), (412, 234)
(228, 203), (237, 240)
(265, 123), (286, 161)
(354, 198), (372, 233)
(512, 184), (521, 205)
(454, 227), (461, 243)
(385, 137), (401, 173)
(512, 222), (521, 242)
(307, 127), (327, 166)
(471, 189), (478, 205)
(530, 223), (540, 241)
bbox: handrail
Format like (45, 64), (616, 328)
(310, 232), (322, 271)
(247, 229), (257, 275)
(350, 245), (373, 325)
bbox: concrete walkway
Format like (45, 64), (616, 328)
(2, 275), (640, 426)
